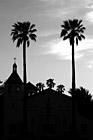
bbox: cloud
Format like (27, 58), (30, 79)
(39, 0), (64, 5)
(39, 0), (93, 20)
(42, 38), (93, 61)
(44, 9), (69, 18)
(38, 30), (58, 37)
(85, 11), (93, 23)
(86, 3), (93, 9)
(84, 60), (93, 69)
(39, 0), (93, 10)
(88, 61), (93, 69)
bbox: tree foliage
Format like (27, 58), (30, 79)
(60, 19), (86, 46)
(36, 82), (45, 92)
(11, 21), (37, 48)
(68, 86), (92, 102)
(46, 78), (56, 89)
(56, 84), (65, 94)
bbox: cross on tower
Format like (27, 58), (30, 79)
(14, 57), (16, 63)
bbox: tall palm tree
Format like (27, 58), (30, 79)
(46, 78), (56, 89)
(60, 19), (86, 137)
(11, 21), (37, 134)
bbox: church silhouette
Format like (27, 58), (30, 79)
(0, 61), (93, 139)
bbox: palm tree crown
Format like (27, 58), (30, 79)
(56, 84), (65, 93)
(60, 19), (86, 45)
(11, 21), (37, 47)
(46, 78), (56, 89)
(36, 82), (45, 92)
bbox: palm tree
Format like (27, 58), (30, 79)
(41, 83), (45, 91)
(60, 19), (86, 137)
(46, 78), (56, 89)
(11, 21), (37, 134)
(77, 87), (92, 102)
(69, 87), (92, 102)
(56, 84), (65, 94)
(36, 82), (45, 92)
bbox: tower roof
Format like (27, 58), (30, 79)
(5, 72), (22, 84)
(5, 61), (22, 85)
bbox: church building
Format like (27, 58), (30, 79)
(1, 61), (93, 139)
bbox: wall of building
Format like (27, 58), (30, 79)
(27, 90), (72, 137)
(4, 84), (23, 136)
(3, 86), (93, 139)
(0, 94), (4, 136)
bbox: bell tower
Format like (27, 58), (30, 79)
(4, 58), (23, 137)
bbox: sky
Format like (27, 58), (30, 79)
(0, 0), (93, 94)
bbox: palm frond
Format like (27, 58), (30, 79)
(24, 21), (31, 32)
(80, 27), (86, 31)
(78, 24), (83, 29)
(63, 35), (69, 40)
(80, 34), (85, 39)
(78, 35), (82, 41)
(16, 38), (23, 47)
(30, 29), (37, 33)
(26, 21), (30, 29)
(61, 24), (66, 29)
(12, 33), (23, 42)
(30, 24), (36, 29)
(12, 35), (19, 42)
(29, 34), (37, 41)
(69, 19), (73, 28)
(78, 20), (83, 25)
(27, 40), (30, 47)
(11, 30), (18, 36)
(12, 22), (23, 32)
(60, 29), (67, 38)
(62, 20), (70, 30)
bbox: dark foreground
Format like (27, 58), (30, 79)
(0, 135), (91, 140)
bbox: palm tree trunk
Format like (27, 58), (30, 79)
(23, 40), (27, 135)
(72, 37), (77, 137)
(23, 40), (27, 87)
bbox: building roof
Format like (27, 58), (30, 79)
(31, 88), (71, 98)
(26, 82), (37, 91)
